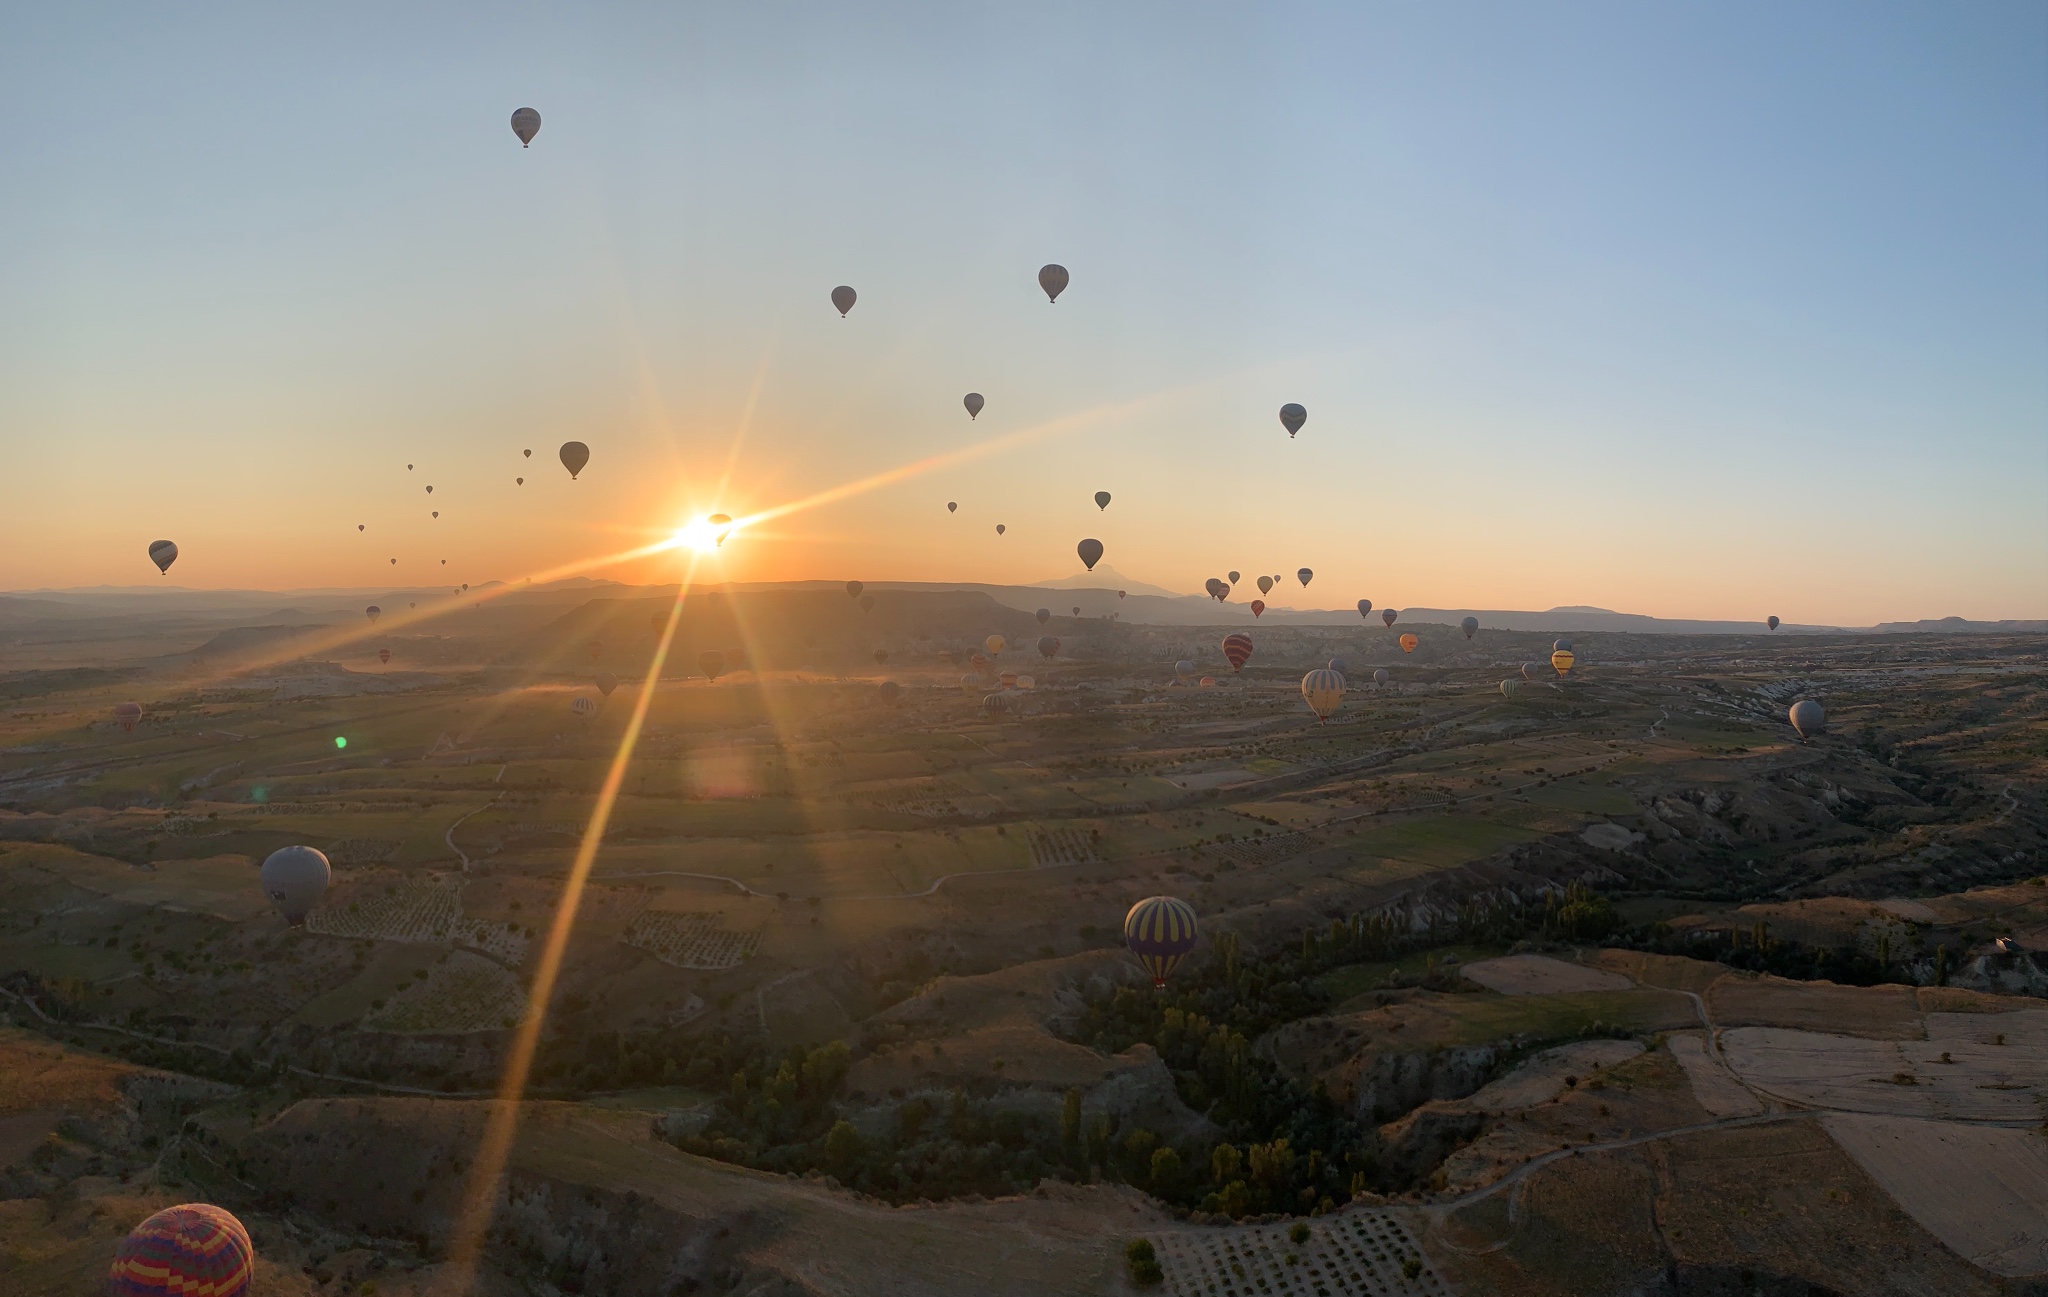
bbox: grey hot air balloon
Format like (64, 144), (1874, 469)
(595, 672), (618, 697)
(1035, 608), (1051, 625)
(1521, 662), (1542, 682)
(1768, 616), (1781, 631)
(1094, 491), (1111, 511)
(1071, 605), (1080, 616)
(859, 594), (875, 612)
(1356, 599), (1373, 619)
(1297, 567), (1313, 586)
(1553, 638), (1574, 652)
(1328, 656), (1349, 675)
(1037, 635), (1059, 659)
(846, 580), (864, 598)
(1038, 264), (1069, 303)
(1789, 699), (1825, 739)
(1205, 578), (1227, 600)
(947, 501), (957, 513)
(995, 524), (1006, 535)
(1077, 538), (1104, 571)
(1372, 668), (1390, 687)
(831, 285), (857, 317)
(510, 107), (541, 147)
(1257, 576), (1274, 595)
(1382, 609), (1398, 628)
(1279, 404), (1307, 437)
(559, 441), (590, 479)
(260, 846), (331, 927)
(879, 680), (901, 706)
(964, 392), (984, 419)
(1461, 616), (1479, 639)
(365, 605), (381, 623)
(147, 540), (179, 574)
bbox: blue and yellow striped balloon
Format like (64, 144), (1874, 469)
(1124, 896), (1199, 988)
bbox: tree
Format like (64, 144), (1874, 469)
(1125, 1239), (1163, 1287)
(1149, 1146), (1182, 1193)
(1211, 1143), (1241, 1185)
(824, 1120), (861, 1172)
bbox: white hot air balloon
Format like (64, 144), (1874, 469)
(260, 846), (331, 926)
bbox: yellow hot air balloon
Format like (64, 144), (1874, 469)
(1300, 668), (1346, 722)
(1399, 633), (1419, 653)
(1123, 895), (1198, 988)
(1552, 648), (1575, 676)
(985, 634), (1006, 657)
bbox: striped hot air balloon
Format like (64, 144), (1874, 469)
(1301, 668), (1346, 722)
(1221, 633), (1253, 672)
(109, 1203), (254, 1297)
(1250, 600), (1265, 618)
(1552, 648), (1575, 676)
(1124, 895), (1199, 989)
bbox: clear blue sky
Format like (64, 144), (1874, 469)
(2, 2), (2042, 623)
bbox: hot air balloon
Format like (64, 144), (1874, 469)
(1768, 616), (1781, 631)
(1205, 578), (1228, 600)
(1199, 676), (1217, 687)
(1373, 668), (1390, 687)
(1328, 656), (1349, 675)
(970, 652), (989, 673)
(516, 477), (524, 485)
(588, 640), (603, 660)
(1077, 538), (1104, 570)
(1382, 609), (1398, 628)
(1094, 491), (1111, 511)
(114, 702), (143, 732)
(831, 285), (857, 316)
(1071, 605), (1080, 616)
(964, 392), (984, 419)
(698, 650), (725, 681)
(572, 697), (596, 717)
(1250, 600), (1265, 617)
(998, 671), (1017, 688)
(1399, 633), (1419, 653)
(1521, 662), (1542, 682)
(1297, 568), (1313, 586)
(947, 501), (958, 513)
(524, 449), (532, 458)
(560, 441), (590, 479)
(1038, 263), (1069, 302)
(147, 540), (178, 574)
(1221, 633), (1253, 672)
(995, 524), (1006, 536)
(1551, 648), (1575, 676)
(1037, 635), (1059, 659)
(960, 674), (979, 693)
(259, 846), (330, 926)
(377, 648), (391, 665)
(1015, 674), (1036, 690)
(109, 1203), (254, 1297)
(1118, 590), (1126, 599)
(1553, 638), (1574, 652)
(985, 634), (1006, 656)
(1789, 699), (1825, 738)
(872, 649), (888, 665)
(1461, 616), (1479, 640)
(1036, 608), (1051, 625)
(983, 692), (1009, 717)
(1174, 659), (1195, 682)
(846, 580), (864, 599)
(1124, 896), (1198, 989)
(1278, 403), (1307, 438)
(356, 524), (364, 532)
(859, 594), (875, 612)
(1357, 599), (1373, 619)
(1256, 576), (1274, 595)
(1301, 668), (1346, 722)
(879, 680), (901, 705)
(1501, 679), (1522, 699)
(596, 672), (618, 696)
(365, 605), (381, 623)
(1228, 571), (1240, 585)
(709, 514), (732, 546)
(425, 484), (433, 494)
(510, 107), (541, 146)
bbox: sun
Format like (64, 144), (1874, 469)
(671, 515), (736, 554)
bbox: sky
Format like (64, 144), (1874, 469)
(1, 2), (2043, 624)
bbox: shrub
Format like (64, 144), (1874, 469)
(1125, 1238), (1162, 1287)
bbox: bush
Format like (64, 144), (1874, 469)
(1125, 1238), (1163, 1287)
(1288, 1221), (1310, 1245)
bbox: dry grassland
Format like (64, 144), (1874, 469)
(1459, 955), (1631, 996)
(1821, 1112), (2048, 1277)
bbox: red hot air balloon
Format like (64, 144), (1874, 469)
(109, 1203), (254, 1297)
(1382, 609), (1398, 628)
(377, 649), (391, 664)
(1250, 600), (1265, 618)
(1221, 633), (1253, 673)
(114, 702), (143, 732)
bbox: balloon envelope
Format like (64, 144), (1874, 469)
(147, 540), (178, 574)
(114, 702), (143, 732)
(879, 680), (901, 704)
(1036, 608), (1051, 625)
(1228, 571), (1240, 584)
(1038, 263), (1069, 302)
(1553, 638), (1574, 652)
(510, 107), (541, 146)
(1221, 633), (1253, 672)
(109, 1203), (254, 1297)
(1522, 662), (1543, 682)
(1357, 599), (1373, 618)
(1094, 491), (1111, 511)
(1250, 600), (1265, 617)
(259, 847), (330, 926)
(995, 524), (1005, 535)
(1461, 616), (1479, 639)
(1257, 576), (1274, 595)
(1399, 633), (1419, 653)
(1373, 668), (1390, 686)
(1279, 403), (1307, 437)
(1174, 659), (1195, 681)
(1328, 656), (1349, 674)
(698, 650), (725, 681)
(831, 285), (856, 316)
(1297, 568), (1313, 586)
(1077, 538), (1104, 570)
(572, 697), (595, 717)
(946, 501), (957, 513)
(964, 392), (984, 419)
(1552, 649), (1575, 675)
(377, 649), (391, 664)
(1301, 668), (1347, 721)
(985, 634), (1006, 656)
(960, 674), (980, 693)
(559, 441), (590, 479)
(1768, 616), (1781, 631)
(1205, 578), (1227, 600)
(873, 649), (888, 664)
(1789, 699), (1825, 737)
(1382, 609), (1398, 627)
(1037, 635), (1060, 658)
(596, 672), (618, 696)
(1501, 679), (1522, 698)
(846, 580), (864, 598)
(1124, 895), (1198, 988)
(859, 594), (875, 612)
(365, 605), (381, 623)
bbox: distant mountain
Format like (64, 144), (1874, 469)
(1027, 566), (1185, 599)
(1871, 616), (2048, 634)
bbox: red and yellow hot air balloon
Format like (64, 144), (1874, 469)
(1399, 633), (1419, 653)
(109, 1203), (254, 1297)
(1552, 648), (1575, 676)
(1221, 633), (1253, 673)
(1123, 895), (1199, 989)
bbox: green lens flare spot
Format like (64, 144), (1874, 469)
(334, 736), (348, 750)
